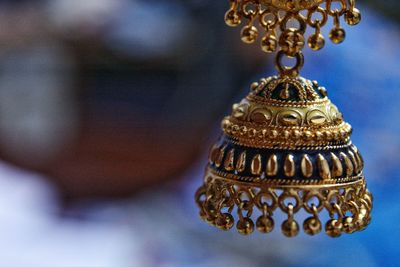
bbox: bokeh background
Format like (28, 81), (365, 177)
(0, 1), (399, 266)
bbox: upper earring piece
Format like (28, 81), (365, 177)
(225, 0), (361, 76)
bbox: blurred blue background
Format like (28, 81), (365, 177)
(0, 1), (399, 267)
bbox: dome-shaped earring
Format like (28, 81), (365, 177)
(195, 0), (372, 237)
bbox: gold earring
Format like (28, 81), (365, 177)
(195, 0), (372, 237)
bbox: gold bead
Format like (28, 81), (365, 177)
(225, 10), (241, 27)
(340, 152), (354, 176)
(348, 150), (359, 173)
(236, 152), (247, 172)
(292, 129), (301, 139)
(224, 149), (235, 171)
(239, 126), (247, 136)
(345, 8), (361, 26)
(251, 154), (262, 175)
(266, 154), (278, 176)
(248, 128), (257, 138)
(250, 82), (259, 91)
(261, 34), (277, 53)
(283, 130), (290, 139)
(308, 33), (325, 51)
(303, 131), (313, 140)
(315, 131), (323, 140)
(329, 28), (346, 44)
(331, 153), (343, 177)
(325, 219), (343, 237)
(301, 154), (313, 178)
(284, 154), (296, 177)
(216, 213), (234, 231)
(241, 25), (258, 44)
(256, 216), (274, 233)
(342, 216), (355, 234)
(237, 218), (255, 235)
(324, 130), (332, 140)
(281, 219), (299, 237)
(317, 154), (331, 180)
(303, 217), (322, 235)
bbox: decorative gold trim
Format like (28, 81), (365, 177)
(222, 118), (351, 147)
(232, 99), (342, 126)
(207, 167), (363, 186)
(195, 175), (372, 237)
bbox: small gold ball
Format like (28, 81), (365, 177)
(248, 128), (257, 138)
(315, 131), (323, 140)
(241, 26), (258, 44)
(231, 125), (239, 134)
(225, 10), (241, 27)
(257, 129), (267, 139)
(250, 82), (259, 90)
(237, 218), (255, 235)
(325, 130), (332, 140)
(303, 217), (322, 235)
(325, 219), (343, 237)
(283, 130), (290, 139)
(281, 220), (299, 237)
(308, 33), (325, 51)
(342, 216), (355, 234)
(319, 86), (328, 97)
(239, 126), (248, 136)
(292, 130), (301, 139)
(216, 213), (234, 231)
(261, 35), (277, 53)
(345, 8), (361, 26)
(329, 28), (346, 44)
(256, 216), (274, 233)
(303, 131), (312, 140)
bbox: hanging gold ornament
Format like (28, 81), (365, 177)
(195, 0), (373, 237)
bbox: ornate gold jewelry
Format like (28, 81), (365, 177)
(195, 0), (372, 237)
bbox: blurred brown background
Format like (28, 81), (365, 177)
(0, 0), (269, 199)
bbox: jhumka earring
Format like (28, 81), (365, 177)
(195, 0), (372, 237)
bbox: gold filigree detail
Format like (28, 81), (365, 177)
(222, 118), (352, 147)
(196, 175), (372, 237)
